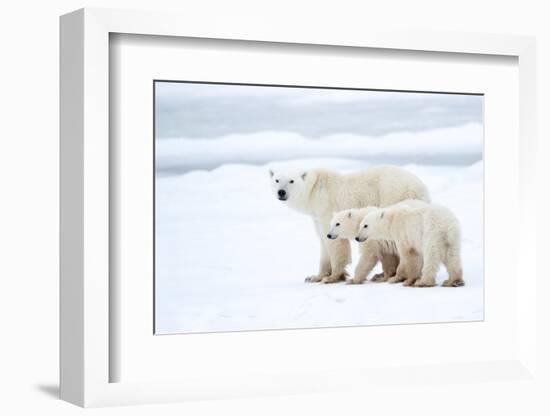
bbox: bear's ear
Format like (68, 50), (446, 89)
(269, 169), (274, 178)
(301, 171), (307, 181)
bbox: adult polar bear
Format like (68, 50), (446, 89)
(269, 166), (430, 283)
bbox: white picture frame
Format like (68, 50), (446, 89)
(60, 7), (537, 407)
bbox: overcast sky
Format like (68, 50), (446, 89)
(155, 81), (483, 139)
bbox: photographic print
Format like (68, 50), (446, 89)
(154, 81), (483, 334)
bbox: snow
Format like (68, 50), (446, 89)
(154, 152), (484, 334)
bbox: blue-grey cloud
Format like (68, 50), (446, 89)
(155, 82), (483, 139)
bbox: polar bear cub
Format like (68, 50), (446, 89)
(356, 200), (464, 287)
(328, 207), (397, 284)
(327, 199), (426, 284)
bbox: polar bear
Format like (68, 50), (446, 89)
(327, 207), (398, 284)
(327, 199), (426, 284)
(269, 166), (430, 283)
(356, 201), (464, 287)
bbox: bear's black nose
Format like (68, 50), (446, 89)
(278, 189), (286, 197)
(355, 237), (361, 242)
(327, 234), (332, 239)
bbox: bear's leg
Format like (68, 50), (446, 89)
(388, 243), (410, 283)
(415, 240), (439, 287)
(349, 243), (378, 284)
(305, 220), (332, 283)
(378, 253), (399, 282)
(321, 237), (351, 284)
(402, 248), (422, 286)
(387, 263), (408, 284)
(318, 249), (332, 277)
(441, 245), (464, 287)
(402, 276), (419, 286)
(371, 272), (385, 281)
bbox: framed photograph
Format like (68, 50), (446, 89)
(60, 8), (538, 407)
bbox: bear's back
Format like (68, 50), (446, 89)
(343, 166), (430, 208)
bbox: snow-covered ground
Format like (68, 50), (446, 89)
(155, 154), (484, 334)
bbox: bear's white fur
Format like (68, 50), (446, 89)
(269, 166), (430, 283)
(357, 200), (464, 287)
(328, 199), (426, 284)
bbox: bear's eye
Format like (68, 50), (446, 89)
(275, 179), (279, 183)
(289, 180), (294, 184)
(363, 224), (368, 228)
(335, 223), (340, 227)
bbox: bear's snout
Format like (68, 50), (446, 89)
(355, 236), (366, 242)
(327, 233), (336, 240)
(277, 189), (287, 200)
